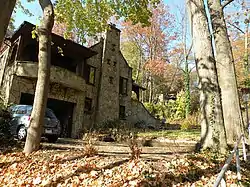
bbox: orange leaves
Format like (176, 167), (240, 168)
(0, 149), (249, 186)
(144, 59), (168, 76)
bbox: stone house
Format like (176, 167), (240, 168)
(0, 21), (158, 138)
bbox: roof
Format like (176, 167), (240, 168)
(9, 21), (97, 59)
(132, 81), (146, 91)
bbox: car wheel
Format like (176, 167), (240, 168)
(47, 136), (58, 143)
(17, 126), (27, 141)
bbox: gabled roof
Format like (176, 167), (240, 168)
(9, 21), (97, 59)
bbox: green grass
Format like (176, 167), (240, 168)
(137, 129), (200, 141)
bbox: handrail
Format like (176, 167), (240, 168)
(214, 134), (247, 187)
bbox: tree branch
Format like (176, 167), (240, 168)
(222, 0), (234, 9)
(227, 21), (245, 34)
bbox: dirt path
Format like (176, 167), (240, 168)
(41, 138), (197, 161)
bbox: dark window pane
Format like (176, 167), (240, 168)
(119, 105), (126, 119)
(119, 77), (128, 95)
(84, 97), (92, 112)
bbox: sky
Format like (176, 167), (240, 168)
(13, 0), (184, 29)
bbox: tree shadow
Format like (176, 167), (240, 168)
(48, 158), (129, 186)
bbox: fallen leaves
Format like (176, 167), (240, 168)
(0, 148), (249, 186)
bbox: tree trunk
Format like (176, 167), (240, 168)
(208, 0), (244, 143)
(135, 50), (143, 83)
(184, 60), (191, 117)
(186, 0), (227, 152)
(0, 0), (16, 46)
(183, 5), (191, 118)
(24, 0), (54, 154)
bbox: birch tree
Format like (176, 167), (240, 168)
(24, 0), (54, 153)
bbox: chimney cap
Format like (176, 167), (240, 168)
(108, 23), (121, 32)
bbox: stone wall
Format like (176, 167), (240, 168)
(0, 23), (160, 137)
(84, 40), (103, 129)
(127, 99), (160, 127)
(2, 63), (85, 138)
(118, 53), (133, 119)
(96, 26), (121, 123)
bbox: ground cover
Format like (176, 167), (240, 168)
(0, 138), (249, 186)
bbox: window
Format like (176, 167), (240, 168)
(15, 106), (27, 114)
(87, 65), (96, 85)
(84, 97), (92, 113)
(119, 105), (126, 119)
(119, 77), (128, 95)
(9, 44), (18, 65)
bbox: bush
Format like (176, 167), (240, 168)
(128, 136), (141, 160)
(82, 132), (98, 157)
(180, 113), (200, 130)
(94, 120), (136, 142)
(144, 90), (186, 121)
(0, 106), (11, 139)
(96, 119), (121, 130)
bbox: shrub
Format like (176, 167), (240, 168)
(96, 119), (121, 130)
(180, 113), (200, 130)
(144, 90), (186, 121)
(83, 144), (98, 157)
(94, 120), (136, 142)
(0, 105), (11, 139)
(82, 132), (98, 157)
(128, 135), (141, 160)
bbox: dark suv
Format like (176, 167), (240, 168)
(9, 105), (61, 143)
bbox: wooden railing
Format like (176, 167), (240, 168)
(214, 134), (247, 187)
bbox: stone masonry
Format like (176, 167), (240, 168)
(0, 22), (159, 138)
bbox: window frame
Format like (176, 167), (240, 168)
(119, 105), (126, 119)
(87, 65), (96, 85)
(84, 97), (93, 114)
(119, 77), (128, 95)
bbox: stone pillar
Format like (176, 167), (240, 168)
(71, 92), (85, 138)
(96, 25), (121, 123)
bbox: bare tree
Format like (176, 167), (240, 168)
(24, 0), (54, 153)
(208, 0), (244, 143)
(187, 0), (227, 152)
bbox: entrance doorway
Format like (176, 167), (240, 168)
(20, 93), (75, 138)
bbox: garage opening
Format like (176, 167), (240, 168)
(20, 93), (75, 138)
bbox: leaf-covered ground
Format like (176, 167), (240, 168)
(1, 147), (249, 186)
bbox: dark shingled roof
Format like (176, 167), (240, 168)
(9, 21), (97, 59)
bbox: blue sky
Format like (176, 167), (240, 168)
(13, 0), (184, 29)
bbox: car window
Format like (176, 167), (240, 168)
(15, 106), (27, 114)
(9, 105), (17, 113)
(45, 109), (57, 119)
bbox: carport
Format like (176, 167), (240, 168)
(19, 93), (75, 138)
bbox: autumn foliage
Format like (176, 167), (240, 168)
(121, 2), (183, 102)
